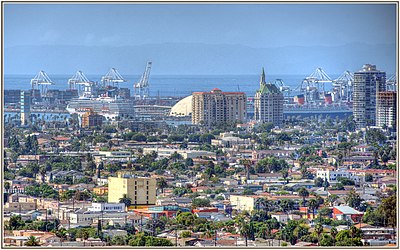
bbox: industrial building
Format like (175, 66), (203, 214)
(254, 68), (284, 127)
(376, 91), (396, 130)
(353, 64), (386, 128)
(108, 172), (157, 207)
(192, 88), (246, 126)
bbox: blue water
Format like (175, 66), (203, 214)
(4, 74), (338, 97)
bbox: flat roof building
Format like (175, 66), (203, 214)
(192, 88), (246, 127)
(353, 64), (386, 128)
(108, 172), (156, 207)
(376, 91), (396, 130)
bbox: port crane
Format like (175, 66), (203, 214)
(297, 67), (333, 103)
(386, 74), (397, 91)
(332, 70), (354, 102)
(68, 70), (95, 98)
(31, 70), (54, 96)
(134, 62), (152, 100)
(101, 68), (127, 88)
(273, 79), (291, 96)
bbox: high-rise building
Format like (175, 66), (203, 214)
(81, 109), (104, 128)
(254, 68), (284, 127)
(353, 64), (386, 128)
(376, 91), (396, 129)
(192, 88), (246, 126)
(108, 172), (156, 206)
(20, 91), (31, 126)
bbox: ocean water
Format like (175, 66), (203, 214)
(4, 74), (338, 97)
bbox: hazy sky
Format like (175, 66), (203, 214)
(4, 3), (397, 48)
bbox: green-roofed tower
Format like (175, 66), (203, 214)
(254, 68), (284, 127)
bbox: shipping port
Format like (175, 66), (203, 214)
(4, 65), (397, 123)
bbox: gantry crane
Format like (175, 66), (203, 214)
(332, 70), (354, 102)
(30, 70), (54, 97)
(386, 74), (397, 92)
(68, 70), (95, 98)
(134, 62), (152, 100)
(296, 67), (333, 103)
(101, 68), (127, 88)
(273, 79), (291, 96)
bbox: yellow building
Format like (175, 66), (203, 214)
(230, 195), (259, 212)
(93, 187), (108, 195)
(81, 109), (103, 128)
(108, 172), (156, 206)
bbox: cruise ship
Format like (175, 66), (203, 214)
(66, 96), (135, 120)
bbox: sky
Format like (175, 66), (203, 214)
(4, 3), (397, 48)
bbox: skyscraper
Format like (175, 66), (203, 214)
(192, 88), (247, 127)
(254, 68), (284, 127)
(20, 91), (31, 126)
(376, 91), (396, 130)
(353, 64), (386, 129)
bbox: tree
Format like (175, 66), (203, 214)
(308, 199), (319, 219)
(330, 227), (338, 245)
(128, 233), (173, 246)
(119, 194), (132, 209)
(344, 190), (363, 210)
(8, 215), (25, 230)
(192, 198), (211, 208)
(298, 187), (310, 205)
(173, 187), (191, 197)
(365, 128), (386, 145)
(111, 235), (127, 245)
(315, 223), (324, 245)
(335, 229), (363, 246)
(314, 177), (324, 187)
(319, 234), (335, 246)
(380, 195), (396, 227)
(25, 236), (40, 246)
(156, 178), (168, 194)
(176, 212), (195, 227)
(4, 182), (10, 191)
(131, 133), (147, 142)
(185, 158), (194, 167)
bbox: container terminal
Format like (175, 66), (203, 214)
(4, 64), (397, 122)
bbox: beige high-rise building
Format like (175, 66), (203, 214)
(108, 172), (156, 206)
(376, 91), (396, 129)
(254, 68), (284, 127)
(192, 88), (246, 127)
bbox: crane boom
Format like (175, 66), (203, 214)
(134, 62), (152, 100)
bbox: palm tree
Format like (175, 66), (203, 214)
(349, 225), (358, 246)
(308, 198), (319, 220)
(25, 236), (40, 246)
(327, 194), (339, 207)
(315, 223), (323, 245)
(330, 227), (337, 245)
(298, 187), (310, 206)
(55, 228), (67, 246)
(156, 178), (168, 194)
(119, 194), (132, 210)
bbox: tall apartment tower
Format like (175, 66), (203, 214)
(20, 91), (31, 126)
(192, 88), (246, 127)
(353, 64), (386, 128)
(108, 172), (156, 206)
(376, 91), (396, 130)
(254, 68), (284, 127)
